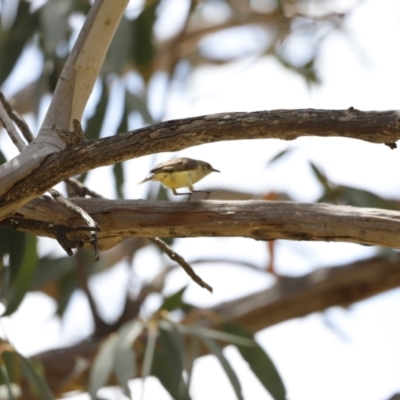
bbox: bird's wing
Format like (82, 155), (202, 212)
(150, 157), (197, 173)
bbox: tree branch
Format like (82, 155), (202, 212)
(1, 108), (400, 219)
(5, 197), (400, 250)
(150, 237), (213, 293)
(27, 254), (400, 398)
(0, 0), (129, 219)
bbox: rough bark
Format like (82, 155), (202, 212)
(0, 0), (129, 219)
(1, 109), (400, 219)
(3, 197), (400, 250)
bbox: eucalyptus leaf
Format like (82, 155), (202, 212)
(266, 148), (293, 166)
(0, 364), (15, 400)
(132, 1), (160, 69)
(177, 324), (255, 347)
(16, 353), (54, 400)
(113, 319), (144, 396)
(223, 323), (287, 400)
(0, 1), (39, 85)
(152, 320), (190, 400)
(201, 336), (243, 400)
(141, 326), (158, 399)
(89, 335), (118, 400)
(158, 286), (188, 312)
(3, 235), (38, 316)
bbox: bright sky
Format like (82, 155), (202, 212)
(2, 0), (400, 399)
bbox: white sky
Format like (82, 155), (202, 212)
(2, 0), (400, 399)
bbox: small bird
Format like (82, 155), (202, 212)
(138, 157), (220, 200)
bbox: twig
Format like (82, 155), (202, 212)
(64, 177), (104, 198)
(1, 216), (96, 256)
(150, 237), (213, 293)
(0, 90), (34, 144)
(0, 91), (26, 151)
(49, 189), (100, 261)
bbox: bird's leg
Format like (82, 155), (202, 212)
(172, 188), (193, 201)
(191, 190), (211, 199)
(188, 184), (212, 200)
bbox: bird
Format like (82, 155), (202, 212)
(138, 157), (220, 200)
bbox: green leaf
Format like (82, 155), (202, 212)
(112, 163), (125, 199)
(141, 325), (158, 399)
(185, 335), (200, 390)
(1, 348), (20, 384)
(223, 323), (287, 400)
(32, 256), (74, 290)
(152, 320), (190, 400)
(266, 148), (293, 166)
(325, 185), (400, 210)
(85, 80), (109, 140)
(0, 226), (26, 283)
(12, 352), (54, 400)
(125, 90), (154, 124)
(39, 0), (73, 55)
(142, 326), (157, 379)
(201, 336), (243, 400)
(0, 150), (6, 165)
(89, 334), (118, 400)
(132, 1), (160, 68)
(103, 16), (132, 75)
(112, 94), (128, 198)
(0, 2), (39, 85)
(158, 286), (188, 312)
(309, 162), (330, 189)
(0, 364), (15, 400)
(78, 79), (109, 183)
(3, 234), (38, 316)
(178, 325), (255, 347)
(113, 319), (144, 396)
(55, 271), (77, 317)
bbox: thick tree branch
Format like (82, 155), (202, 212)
(27, 254), (400, 398)
(5, 198), (400, 250)
(0, 0), (129, 218)
(1, 108), (400, 219)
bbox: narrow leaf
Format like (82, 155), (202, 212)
(112, 93), (128, 198)
(158, 286), (188, 312)
(0, 364), (15, 400)
(3, 235), (38, 316)
(0, 2), (39, 85)
(141, 325), (158, 400)
(152, 321), (190, 400)
(89, 335), (118, 399)
(15, 352), (54, 400)
(178, 324), (255, 347)
(309, 162), (330, 188)
(201, 336), (243, 400)
(85, 80), (109, 140)
(113, 319), (144, 396)
(223, 323), (287, 400)
(266, 148), (293, 166)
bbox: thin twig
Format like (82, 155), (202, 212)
(49, 189), (100, 261)
(1, 216), (97, 255)
(0, 91), (26, 151)
(0, 90), (34, 144)
(64, 177), (104, 198)
(150, 237), (213, 293)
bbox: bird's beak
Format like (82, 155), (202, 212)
(212, 168), (220, 173)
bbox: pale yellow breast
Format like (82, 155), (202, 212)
(152, 170), (204, 189)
